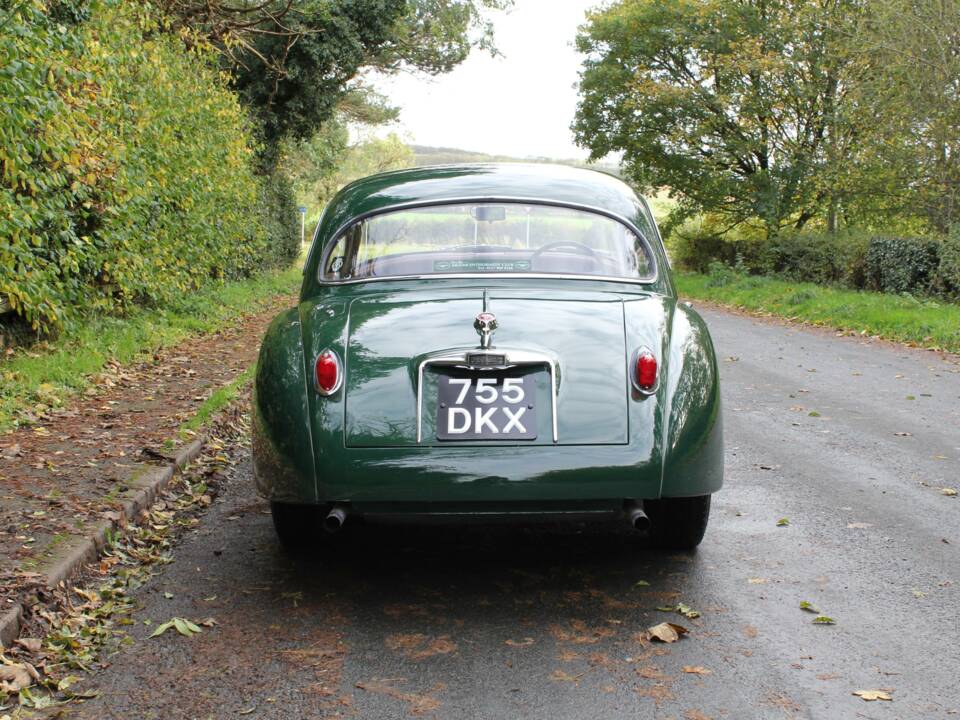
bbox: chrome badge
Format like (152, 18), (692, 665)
(474, 311), (498, 349)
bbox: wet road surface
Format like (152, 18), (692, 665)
(72, 308), (960, 719)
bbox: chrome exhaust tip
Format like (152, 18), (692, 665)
(627, 504), (651, 532)
(324, 504), (348, 533)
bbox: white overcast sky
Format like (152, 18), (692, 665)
(370, 0), (601, 159)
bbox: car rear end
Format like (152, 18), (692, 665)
(254, 174), (722, 548)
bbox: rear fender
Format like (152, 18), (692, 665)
(252, 306), (317, 502)
(299, 298), (350, 499)
(660, 303), (723, 497)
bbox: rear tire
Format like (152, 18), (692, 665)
(270, 502), (320, 551)
(644, 495), (711, 550)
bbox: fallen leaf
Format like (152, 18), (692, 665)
(13, 638), (42, 653)
(812, 615), (836, 625)
(0, 663), (40, 693)
(682, 666), (712, 675)
(657, 603), (700, 619)
(853, 689), (892, 702)
(799, 600), (820, 613)
(647, 622), (688, 643)
(777, 517), (790, 527)
(941, 488), (957, 497)
(150, 617), (202, 638)
(634, 580), (650, 587)
(57, 675), (81, 691)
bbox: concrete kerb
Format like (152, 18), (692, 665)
(0, 437), (205, 648)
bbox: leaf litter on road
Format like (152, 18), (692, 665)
(0, 402), (249, 709)
(645, 622), (689, 643)
(149, 617), (203, 638)
(0, 661), (40, 693)
(853, 689), (893, 701)
(657, 602), (701, 619)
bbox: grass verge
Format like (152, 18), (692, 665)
(177, 364), (256, 441)
(0, 265), (299, 432)
(676, 271), (960, 353)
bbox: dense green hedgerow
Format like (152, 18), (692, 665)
(0, 0), (290, 332)
(940, 226), (960, 295)
(864, 236), (942, 295)
(669, 222), (958, 300)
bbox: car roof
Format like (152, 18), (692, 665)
(319, 163), (652, 237)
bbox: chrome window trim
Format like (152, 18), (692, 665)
(416, 347), (559, 444)
(315, 196), (660, 287)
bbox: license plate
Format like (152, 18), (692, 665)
(436, 374), (537, 441)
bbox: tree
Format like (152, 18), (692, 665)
(573, 0), (861, 238)
(847, 0), (960, 233)
(159, 0), (509, 162)
(283, 88), (414, 213)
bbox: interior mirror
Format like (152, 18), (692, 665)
(472, 206), (506, 222)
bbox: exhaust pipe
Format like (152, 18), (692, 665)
(626, 503), (651, 532)
(324, 504), (348, 533)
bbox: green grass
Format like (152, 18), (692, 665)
(0, 265), (300, 432)
(676, 271), (960, 353)
(178, 364), (256, 439)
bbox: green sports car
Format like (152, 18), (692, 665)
(252, 163), (723, 549)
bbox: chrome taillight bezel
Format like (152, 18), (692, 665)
(630, 346), (659, 395)
(315, 349), (343, 396)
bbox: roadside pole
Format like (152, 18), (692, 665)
(298, 206), (307, 252)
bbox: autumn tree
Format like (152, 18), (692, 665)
(159, 0), (509, 162)
(573, 0), (862, 237)
(847, 0), (960, 233)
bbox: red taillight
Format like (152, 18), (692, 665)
(636, 350), (658, 391)
(315, 350), (341, 395)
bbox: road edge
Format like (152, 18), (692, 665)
(0, 438), (205, 648)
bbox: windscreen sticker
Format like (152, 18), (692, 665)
(433, 260), (532, 273)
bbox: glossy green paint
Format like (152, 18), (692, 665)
(252, 307), (316, 504)
(252, 164), (721, 512)
(344, 287), (629, 447)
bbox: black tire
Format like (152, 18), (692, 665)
(644, 495), (711, 550)
(270, 502), (321, 551)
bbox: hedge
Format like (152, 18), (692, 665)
(669, 225), (960, 300)
(0, 0), (296, 333)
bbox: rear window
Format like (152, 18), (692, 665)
(321, 203), (655, 282)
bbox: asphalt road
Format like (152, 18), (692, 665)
(71, 307), (960, 720)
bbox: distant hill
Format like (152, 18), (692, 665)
(411, 144), (622, 177)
